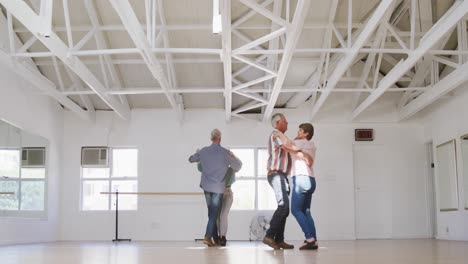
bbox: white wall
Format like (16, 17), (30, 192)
(59, 108), (428, 241)
(0, 62), (64, 245)
(421, 85), (468, 241)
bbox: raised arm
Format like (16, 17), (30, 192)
(188, 150), (200, 163)
(273, 131), (301, 151)
(282, 147), (314, 167)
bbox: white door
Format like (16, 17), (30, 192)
(353, 144), (389, 239)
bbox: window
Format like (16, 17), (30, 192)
(81, 148), (138, 211)
(230, 148), (277, 210)
(0, 148), (46, 211)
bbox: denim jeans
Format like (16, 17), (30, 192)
(291, 176), (317, 240)
(265, 172), (290, 243)
(204, 191), (224, 239)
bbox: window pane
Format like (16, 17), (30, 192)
(82, 181), (109, 210)
(111, 180), (138, 210)
(82, 168), (110, 179)
(258, 180), (277, 210)
(231, 180), (255, 210)
(231, 149), (254, 178)
(0, 149), (20, 178)
(257, 149), (268, 177)
(21, 168), (45, 179)
(20, 181), (44, 210)
(0, 181), (19, 210)
(112, 149), (138, 177)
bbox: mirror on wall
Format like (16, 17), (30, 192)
(435, 140), (459, 211)
(0, 120), (48, 213)
(461, 135), (468, 210)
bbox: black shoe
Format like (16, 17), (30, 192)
(299, 241), (318, 250)
(220, 236), (227, 246)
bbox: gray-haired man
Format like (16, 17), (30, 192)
(189, 129), (242, 247)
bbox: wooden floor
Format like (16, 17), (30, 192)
(1, 239), (467, 264)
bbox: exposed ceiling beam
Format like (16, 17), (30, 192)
(262, 0), (282, 114)
(232, 29), (266, 51)
(397, 0), (437, 110)
(221, 0), (233, 122)
(239, 0), (290, 28)
(232, 27), (286, 55)
(84, 0), (130, 108)
(64, 66), (96, 113)
(352, 0), (468, 119)
(309, 0), (396, 120)
(351, 0), (401, 110)
(155, 0), (184, 115)
(285, 0), (339, 109)
(17, 35), (37, 53)
(108, 0), (181, 114)
(62, 0), (73, 48)
(233, 0), (273, 28)
(0, 0), (130, 119)
(34, 57), (324, 66)
(262, 0), (311, 122)
(13, 23), (367, 33)
(229, 0), (289, 117)
(62, 86), (427, 96)
(399, 61), (468, 120)
(0, 49), (92, 121)
(12, 46), (468, 58)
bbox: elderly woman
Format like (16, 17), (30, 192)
(274, 123), (318, 250)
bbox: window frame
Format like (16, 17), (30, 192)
(0, 147), (48, 218)
(230, 146), (274, 211)
(80, 147), (138, 211)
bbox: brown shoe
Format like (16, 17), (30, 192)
(202, 237), (215, 247)
(262, 237), (280, 250)
(213, 237), (221, 246)
(277, 241), (294, 249)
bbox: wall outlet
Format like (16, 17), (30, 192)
(150, 222), (159, 229)
(445, 227), (449, 234)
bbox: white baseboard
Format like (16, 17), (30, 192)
(391, 234), (433, 239)
(0, 239), (55, 246)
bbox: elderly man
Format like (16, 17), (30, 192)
(188, 129), (242, 247)
(263, 113), (294, 250)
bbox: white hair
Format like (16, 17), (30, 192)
(211, 128), (221, 141)
(271, 113), (283, 128)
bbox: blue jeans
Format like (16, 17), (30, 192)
(291, 176), (317, 240)
(265, 172), (290, 243)
(204, 192), (223, 239)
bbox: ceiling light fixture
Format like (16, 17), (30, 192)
(212, 0), (222, 34)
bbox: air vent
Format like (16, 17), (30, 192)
(21, 148), (45, 167)
(81, 147), (108, 167)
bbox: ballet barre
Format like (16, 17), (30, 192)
(100, 191), (204, 242)
(0, 192), (15, 195)
(100, 192), (204, 196)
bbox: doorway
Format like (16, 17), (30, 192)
(353, 144), (389, 239)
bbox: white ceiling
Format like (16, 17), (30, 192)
(1, 0), (466, 122)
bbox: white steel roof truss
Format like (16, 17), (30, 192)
(352, 0), (468, 119)
(0, 0), (130, 119)
(108, 0), (180, 113)
(309, 0), (396, 120)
